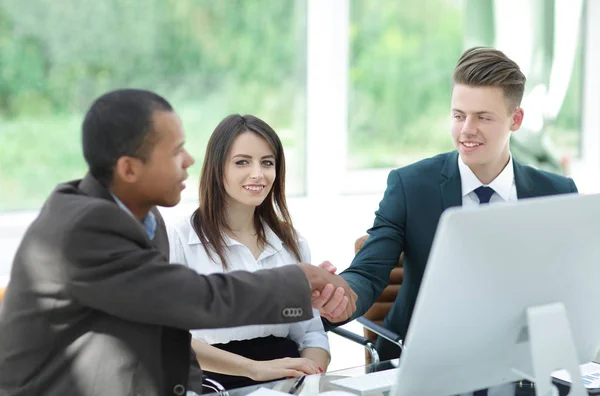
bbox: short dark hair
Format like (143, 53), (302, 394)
(453, 47), (526, 110)
(81, 89), (173, 186)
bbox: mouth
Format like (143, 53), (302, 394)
(243, 185), (265, 192)
(460, 141), (483, 152)
(179, 175), (188, 190)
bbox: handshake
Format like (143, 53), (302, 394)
(297, 261), (357, 323)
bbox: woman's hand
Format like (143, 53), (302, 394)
(245, 357), (322, 382)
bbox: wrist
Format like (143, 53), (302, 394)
(240, 357), (257, 379)
(298, 263), (320, 290)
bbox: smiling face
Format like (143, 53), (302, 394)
(451, 84), (524, 181)
(223, 131), (276, 208)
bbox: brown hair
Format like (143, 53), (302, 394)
(453, 47), (526, 111)
(191, 114), (301, 270)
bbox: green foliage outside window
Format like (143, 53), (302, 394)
(0, 0), (582, 210)
(0, 0), (307, 210)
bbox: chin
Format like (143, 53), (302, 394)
(162, 195), (182, 208)
(237, 197), (266, 207)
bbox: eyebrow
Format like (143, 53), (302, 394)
(452, 109), (496, 116)
(232, 154), (276, 160)
(173, 141), (185, 152)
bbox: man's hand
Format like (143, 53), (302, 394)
(298, 263), (357, 323)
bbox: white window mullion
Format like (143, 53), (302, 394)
(305, 0), (349, 200)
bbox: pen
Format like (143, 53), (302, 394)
(287, 375), (306, 394)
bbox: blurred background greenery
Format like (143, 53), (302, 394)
(0, 0), (583, 210)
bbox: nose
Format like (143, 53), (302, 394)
(461, 116), (477, 136)
(183, 150), (195, 169)
(250, 164), (264, 180)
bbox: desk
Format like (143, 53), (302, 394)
(202, 359), (397, 395)
(201, 359), (543, 396)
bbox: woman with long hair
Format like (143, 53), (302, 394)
(168, 114), (329, 390)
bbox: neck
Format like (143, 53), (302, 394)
(110, 185), (152, 221)
(225, 199), (256, 235)
(469, 152), (511, 185)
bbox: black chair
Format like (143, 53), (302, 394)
(329, 235), (404, 367)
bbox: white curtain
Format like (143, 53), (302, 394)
(493, 0), (584, 133)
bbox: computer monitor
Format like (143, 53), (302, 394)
(390, 193), (600, 396)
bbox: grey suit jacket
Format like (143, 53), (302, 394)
(0, 174), (313, 396)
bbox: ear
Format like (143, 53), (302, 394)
(510, 108), (525, 132)
(114, 156), (145, 184)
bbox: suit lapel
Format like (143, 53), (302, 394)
(513, 160), (536, 199)
(440, 151), (463, 210)
(151, 209), (170, 258)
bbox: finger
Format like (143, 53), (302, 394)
(320, 287), (345, 316)
(283, 369), (304, 378)
(312, 290), (320, 299)
(295, 359), (319, 375)
(312, 283), (334, 310)
(302, 358), (320, 372)
(300, 364), (319, 375)
(325, 295), (349, 321)
(318, 261), (337, 274)
(331, 295), (350, 320)
(345, 298), (354, 321)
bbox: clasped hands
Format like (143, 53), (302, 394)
(298, 261), (357, 323)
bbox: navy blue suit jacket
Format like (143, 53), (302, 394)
(340, 151), (578, 358)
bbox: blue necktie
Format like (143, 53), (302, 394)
(474, 186), (495, 204)
(472, 186), (495, 396)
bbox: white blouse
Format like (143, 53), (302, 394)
(167, 215), (330, 354)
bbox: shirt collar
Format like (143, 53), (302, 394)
(457, 154), (514, 201)
(109, 193), (156, 240)
(187, 221), (284, 252)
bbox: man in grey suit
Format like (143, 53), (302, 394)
(0, 89), (356, 396)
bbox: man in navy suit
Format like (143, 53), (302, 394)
(324, 47), (578, 366)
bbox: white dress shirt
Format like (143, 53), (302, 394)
(458, 155), (517, 396)
(458, 154), (518, 205)
(167, 215), (330, 354)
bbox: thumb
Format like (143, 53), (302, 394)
(318, 260), (337, 274)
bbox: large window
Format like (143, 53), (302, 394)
(347, 0), (584, 171)
(348, 0), (462, 169)
(0, 0), (307, 211)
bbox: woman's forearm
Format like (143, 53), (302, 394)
(191, 338), (253, 377)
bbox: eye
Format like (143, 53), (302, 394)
(262, 160), (275, 166)
(479, 116), (491, 121)
(235, 160), (249, 166)
(452, 114), (464, 120)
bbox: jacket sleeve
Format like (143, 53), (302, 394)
(569, 178), (578, 193)
(340, 169), (407, 321)
(288, 238), (330, 353)
(64, 202), (313, 330)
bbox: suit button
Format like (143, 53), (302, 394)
(282, 307), (303, 318)
(173, 384), (186, 395)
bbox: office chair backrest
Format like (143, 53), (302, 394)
(355, 235), (403, 364)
